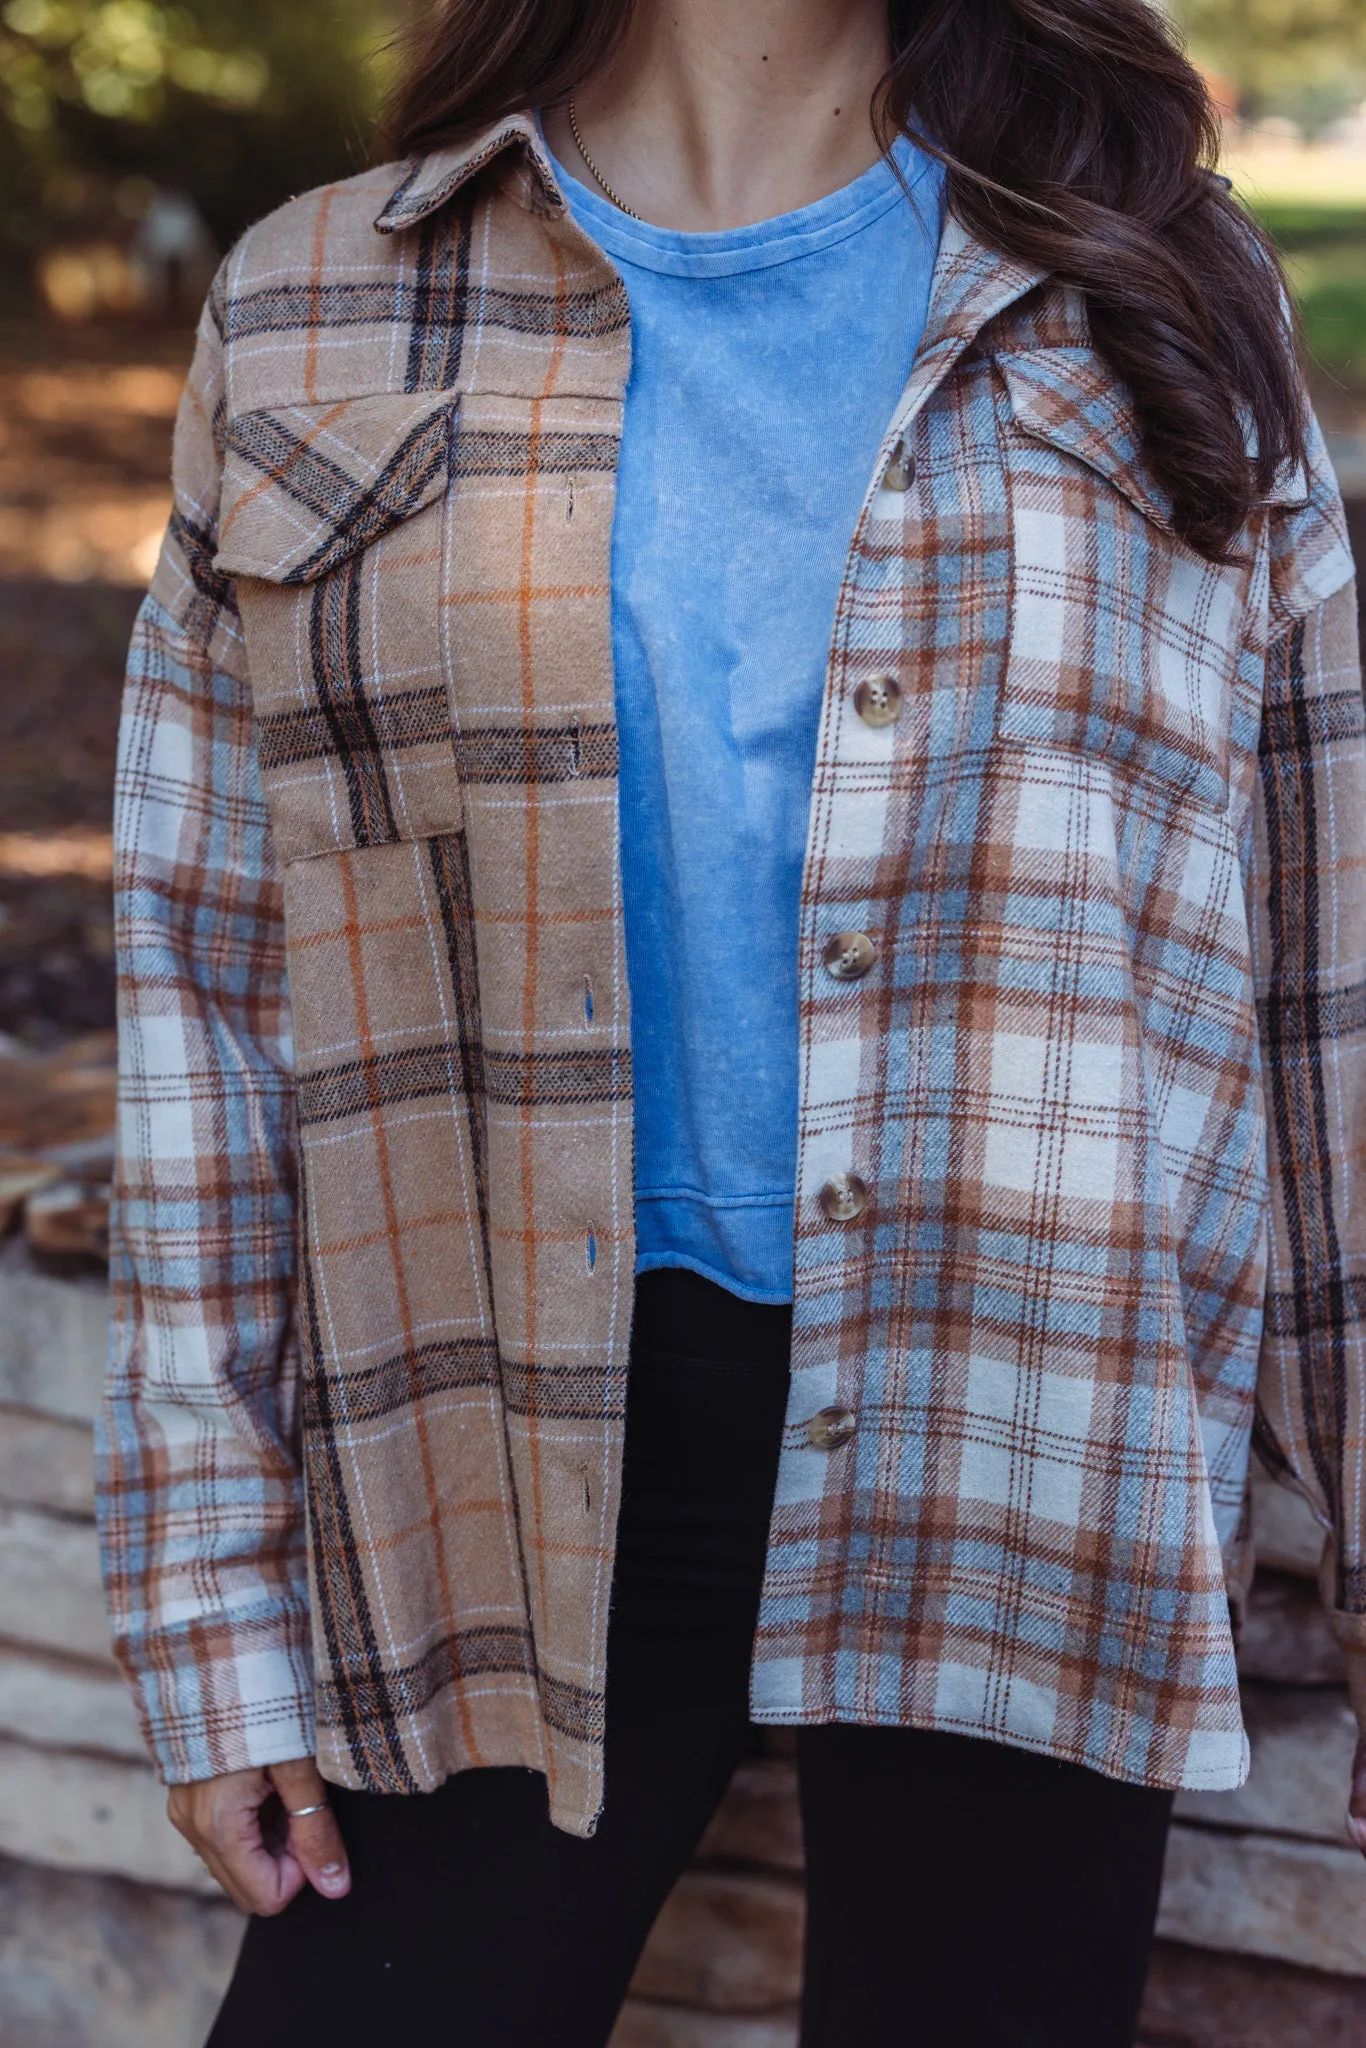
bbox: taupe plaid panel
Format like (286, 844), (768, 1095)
(99, 114), (1365, 1832)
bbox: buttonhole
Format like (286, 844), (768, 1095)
(566, 475), (575, 523)
(583, 1469), (592, 1514)
(586, 1229), (597, 1271)
(583, 975), (594, 1023)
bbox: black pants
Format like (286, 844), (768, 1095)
(210, 1270), (1172, 2048)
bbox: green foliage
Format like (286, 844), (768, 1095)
(0, 0), (401, 264)
(1299, 271), (1366, 380)
(1174, 0), (1366, 132)
(1253, 200), (1366, 247)
(1250, 200), (1366, 389)
(1276, 217), (1366, 388)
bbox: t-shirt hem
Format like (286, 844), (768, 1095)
(633, 1250), (794, 1307)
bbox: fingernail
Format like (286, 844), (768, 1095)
(319, 1863), (348, 1890)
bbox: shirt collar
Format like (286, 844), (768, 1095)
(374, 110), (562, 234)
(374, 111), (1051, 369)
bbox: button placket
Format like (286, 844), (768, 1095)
(806, 1405), (857, 1451)
(853, 672), (903, 728)
(819, 1172), (869, 1223)
(822, 931), (877, 982)
(882, 437), (916, 492)
(796, 436), (898, 1483)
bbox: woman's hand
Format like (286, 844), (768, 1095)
(168, 1757), (352, 1916)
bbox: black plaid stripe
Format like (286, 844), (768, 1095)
(169, 509), (237, 612)
(406, 204), (473, 394)
(1263, 1268), (1366, 1341)
(314, 1631), (600, 1748)
(315, 1628), (535, 1730)
(297, 1149), (420, 1793)
(227, 403), (454, 584)
(451, 428), (619, 478)
(499, 1358), (630, 1423)
(256, 705), (618, 782)
(302, 1336), (500, 1427)
(484, 1048), (631, 1106)
(459, 723), (618, 783)
(428, 830), (497, 1311)
(1254, 618), (1358, 1546)
(299, 1339), (626, 1429)
(297, 1043), (631, 1124)
(257, 688), (451, 771)
(308, 559), (400, 847)
(1256, 978), (1366, 1049)
(224, 279), (629, 346)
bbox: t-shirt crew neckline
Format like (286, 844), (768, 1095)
(538, 123), (937, 278)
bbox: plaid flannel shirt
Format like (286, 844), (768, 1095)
(97, 114), (1366, 1836)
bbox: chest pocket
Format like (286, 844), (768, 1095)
(214, 392), (462, 862)
(996, 348), (1262, 819)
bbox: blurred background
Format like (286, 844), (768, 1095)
(0, 5), (1364, 2045)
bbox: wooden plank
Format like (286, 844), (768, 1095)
(0, 1855), (241, 2048)
(613, 2007), (798, 2048)
(0, 1642), (143, 1760)
(1251, 1469), (1326, 1580)
(1158, 1824), (1366, 1978)
(631, 1870), (804, 2014)
(1138, 1939), (1366, 2048)
(25, 1180), (110, 1264)
(0, 1034), (115, 1156)
(0, 1502), (116, 1667)
(0, 1251), (108, 1424)
(0, 1407), (95, 1516)
(698, 1760), (802, 1872)
(1177, 1685), (1357, 1846)
(1237, 1570), (1345, 1686)
(0, 1737), (215, 1893)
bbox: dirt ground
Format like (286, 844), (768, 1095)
(0, 319), (192, 1048)
(1, 316), (1364, 1057)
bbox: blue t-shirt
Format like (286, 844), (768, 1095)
(547, 132), (945, 1303)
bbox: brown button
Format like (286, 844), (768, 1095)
(822, 931), (877, 982)
(819, 1173), (869, 1222)
(807, 1405), (857, 1451)
(883, 439), (915, 492)
(853, 674), (903, 728)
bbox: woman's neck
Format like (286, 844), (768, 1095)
(541, 0), (893, 231)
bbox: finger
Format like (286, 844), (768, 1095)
(213, 1822), (307, 1917)
(269, 1759), (351, 1899)
(198, 1840), (271, 1916)
(190, 1773), (307, 1918)
(165, 1799), (239, 1908)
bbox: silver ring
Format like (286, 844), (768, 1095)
(286, 1801), (329, 1819)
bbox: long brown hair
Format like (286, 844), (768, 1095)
(385, 0), (1306, 563)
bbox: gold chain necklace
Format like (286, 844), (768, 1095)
(567, 96), (643, 221)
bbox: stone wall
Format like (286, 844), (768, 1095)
(3, 1245), (1366, 2045)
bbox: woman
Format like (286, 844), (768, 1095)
(97, 0), (1366, 2041)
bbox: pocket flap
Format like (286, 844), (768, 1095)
(1001, 345), (1312, 520)
(215, 392), (457, 585)
(998, 347), (1174, 531)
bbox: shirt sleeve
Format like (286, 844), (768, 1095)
(94, 265), (315, 1783)
(1249, 566), (1366, 1658)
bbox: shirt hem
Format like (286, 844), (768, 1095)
(634, 1250), (794, 1307)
